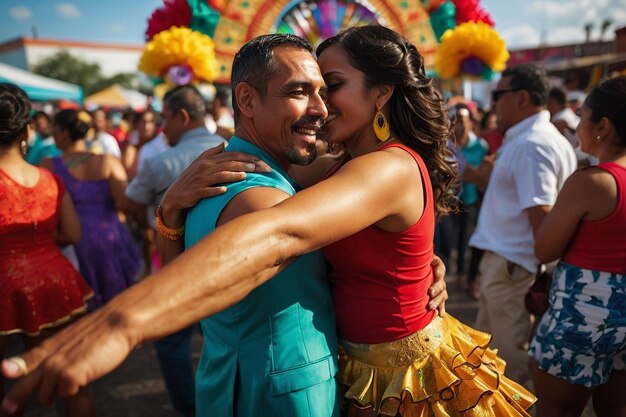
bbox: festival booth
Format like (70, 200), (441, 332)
(0, 61), (83, 103)
(139, 0), (508, 102)
(84, 84), (149, 111)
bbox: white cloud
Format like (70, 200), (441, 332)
(501, 25), (541, 49)
(531, 0), (626, 27)
(529, 0), (587, 21)
(108, 23), (126, 34)
(528, 0), (603, 32)
(481, 0), (626, 49)
(55, 3), (81, 18)
(547, 26), (586, 45)
(501, 0), (626, 48)
(9, 7), (33, 20)
(611, 9), (626, 28)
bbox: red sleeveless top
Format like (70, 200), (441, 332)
(323, 142), (436, 344)
(562, 162), (626, 274)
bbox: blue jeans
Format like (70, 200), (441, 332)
(154, 326), (196, 417)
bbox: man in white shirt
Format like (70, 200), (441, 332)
(469, 65), (577, 388)
(136, 132), (169, 175)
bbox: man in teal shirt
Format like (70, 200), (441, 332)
(184, 35), (338, 416)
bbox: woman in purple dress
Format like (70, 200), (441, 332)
(41, 109), (141, 308)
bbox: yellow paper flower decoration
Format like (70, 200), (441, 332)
(435, 21), (509, 80)
(139, 26), (217, 83)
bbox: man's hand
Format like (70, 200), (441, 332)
(1, 307), (138, 415)
(160, 143), (271, 228)
(427, 255), (448, 317)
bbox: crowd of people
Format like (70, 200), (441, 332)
(0, 24), (625, 417)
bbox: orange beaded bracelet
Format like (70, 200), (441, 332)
(156, 206), (185, 241)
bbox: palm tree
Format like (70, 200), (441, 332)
(600, 18), (613, 40)
(584, 22), (593, 43)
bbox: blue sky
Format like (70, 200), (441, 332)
(1, 1), (161, 45)
(2, 0), (626, 49)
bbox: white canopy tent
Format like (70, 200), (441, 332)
(0, 62), (83, 103)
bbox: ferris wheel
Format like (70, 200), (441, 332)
(212, 0), (438, 82)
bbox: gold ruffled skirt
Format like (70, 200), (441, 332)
(338, 314), (536, 416)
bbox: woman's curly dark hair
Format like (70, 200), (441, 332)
(317, 26), (458, 218)
(0, 83), (31, 148)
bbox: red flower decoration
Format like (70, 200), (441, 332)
(452, 0), (494, 27)
(208, 0), (226, 12)
(145, 0), (192, 41)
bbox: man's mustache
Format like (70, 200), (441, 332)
(292, 116), (325, 130)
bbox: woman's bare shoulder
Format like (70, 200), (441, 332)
(101, 153), (127, 179)
(570, 166), (616, 194)
(337, 147), (420, 186)
(561, 166), (617, 220)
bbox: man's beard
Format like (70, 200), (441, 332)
(286, 142), (317, 166)
(287, 115), (323, 165)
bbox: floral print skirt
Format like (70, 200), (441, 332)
(529, 262), (626, 387)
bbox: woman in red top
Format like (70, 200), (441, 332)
(532, 77), (626, 417)
(0, 83), (95, 416)
(2, 28), (533, 417)
(312, 27), (533, 416)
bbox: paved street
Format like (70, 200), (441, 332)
(9, 273), (595, 417)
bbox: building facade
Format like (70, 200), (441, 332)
(506, 27), (626, 88)
(0, 37), (143, 77)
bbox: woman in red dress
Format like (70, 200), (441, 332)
(0, 83), (94, 416)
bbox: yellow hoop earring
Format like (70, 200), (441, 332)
(373, 110), (390, 141)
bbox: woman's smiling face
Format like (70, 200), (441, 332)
(317, 45), (380, 147)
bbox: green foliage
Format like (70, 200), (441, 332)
(89, 72), (136, 94)
(33, 50), (102, 93)
(32, 50), (144, 95)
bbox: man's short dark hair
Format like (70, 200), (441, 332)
(33, 111), (50, 122)
(502, 64), (550, 106)
(548, 87), (567, 106)
(230, 34), (313, 119)
(163, 85), (206, 120)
